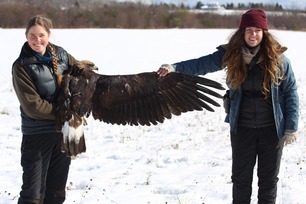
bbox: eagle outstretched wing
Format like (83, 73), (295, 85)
(55, 60), (225, 157)
(92, 71), (224, 125)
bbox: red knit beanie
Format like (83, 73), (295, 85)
(239, 9), (268, 30)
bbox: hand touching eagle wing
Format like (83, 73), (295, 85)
(55, 60), (225, 156)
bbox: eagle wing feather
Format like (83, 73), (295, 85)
(55, 61), (225, 157)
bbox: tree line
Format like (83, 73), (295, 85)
(0, 1), (305, 30)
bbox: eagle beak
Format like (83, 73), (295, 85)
(92, 65), (99, 71)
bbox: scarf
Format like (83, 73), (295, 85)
(32, 48), (53, 64)
(242, 45), (260, 65)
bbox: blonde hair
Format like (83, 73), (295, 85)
(26, 15), (62, 86)
(48, 43), (62, 85)
(222, 29), (285, 98)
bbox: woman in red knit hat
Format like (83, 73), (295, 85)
(157, 9), (299, 204)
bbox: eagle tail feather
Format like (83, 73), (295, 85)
(61, 121), (86, 157)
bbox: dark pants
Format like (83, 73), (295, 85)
(230, 125), (284, 204)
(18, 132), (71, 204)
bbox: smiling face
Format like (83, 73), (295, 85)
(26, 24), (50, 55)
(244, 27), (263, 47)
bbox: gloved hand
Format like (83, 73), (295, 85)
(284, 130), (297, 145)
(157, 64), (175, 77)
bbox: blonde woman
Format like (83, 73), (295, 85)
(12, 15), (78, 203)
(157, 9), (299, 204)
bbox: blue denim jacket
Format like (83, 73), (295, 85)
(173, 46), (299, 139)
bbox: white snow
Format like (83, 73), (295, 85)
(0, 28), (305, 204)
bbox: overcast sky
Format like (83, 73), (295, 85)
(124, 0), (306, 9)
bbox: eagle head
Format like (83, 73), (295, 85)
(71, 60), (99, 77)
(76, 60), (99, 71)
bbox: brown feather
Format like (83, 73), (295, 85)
(55, 60), (225, 156)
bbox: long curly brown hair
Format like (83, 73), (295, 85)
(222, 28), (286, 98)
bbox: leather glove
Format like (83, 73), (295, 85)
(157, 64), (175, 77)
(284, 130), (297, 145)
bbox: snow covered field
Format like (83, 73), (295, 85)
(0, 28), (305, 203)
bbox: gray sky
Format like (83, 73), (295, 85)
(133, 0), (306, 9)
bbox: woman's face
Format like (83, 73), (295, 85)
(26, 25), (50, 55)
(244, 27), (263, 47)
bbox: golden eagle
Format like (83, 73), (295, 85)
(55, 60), (225, 157)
